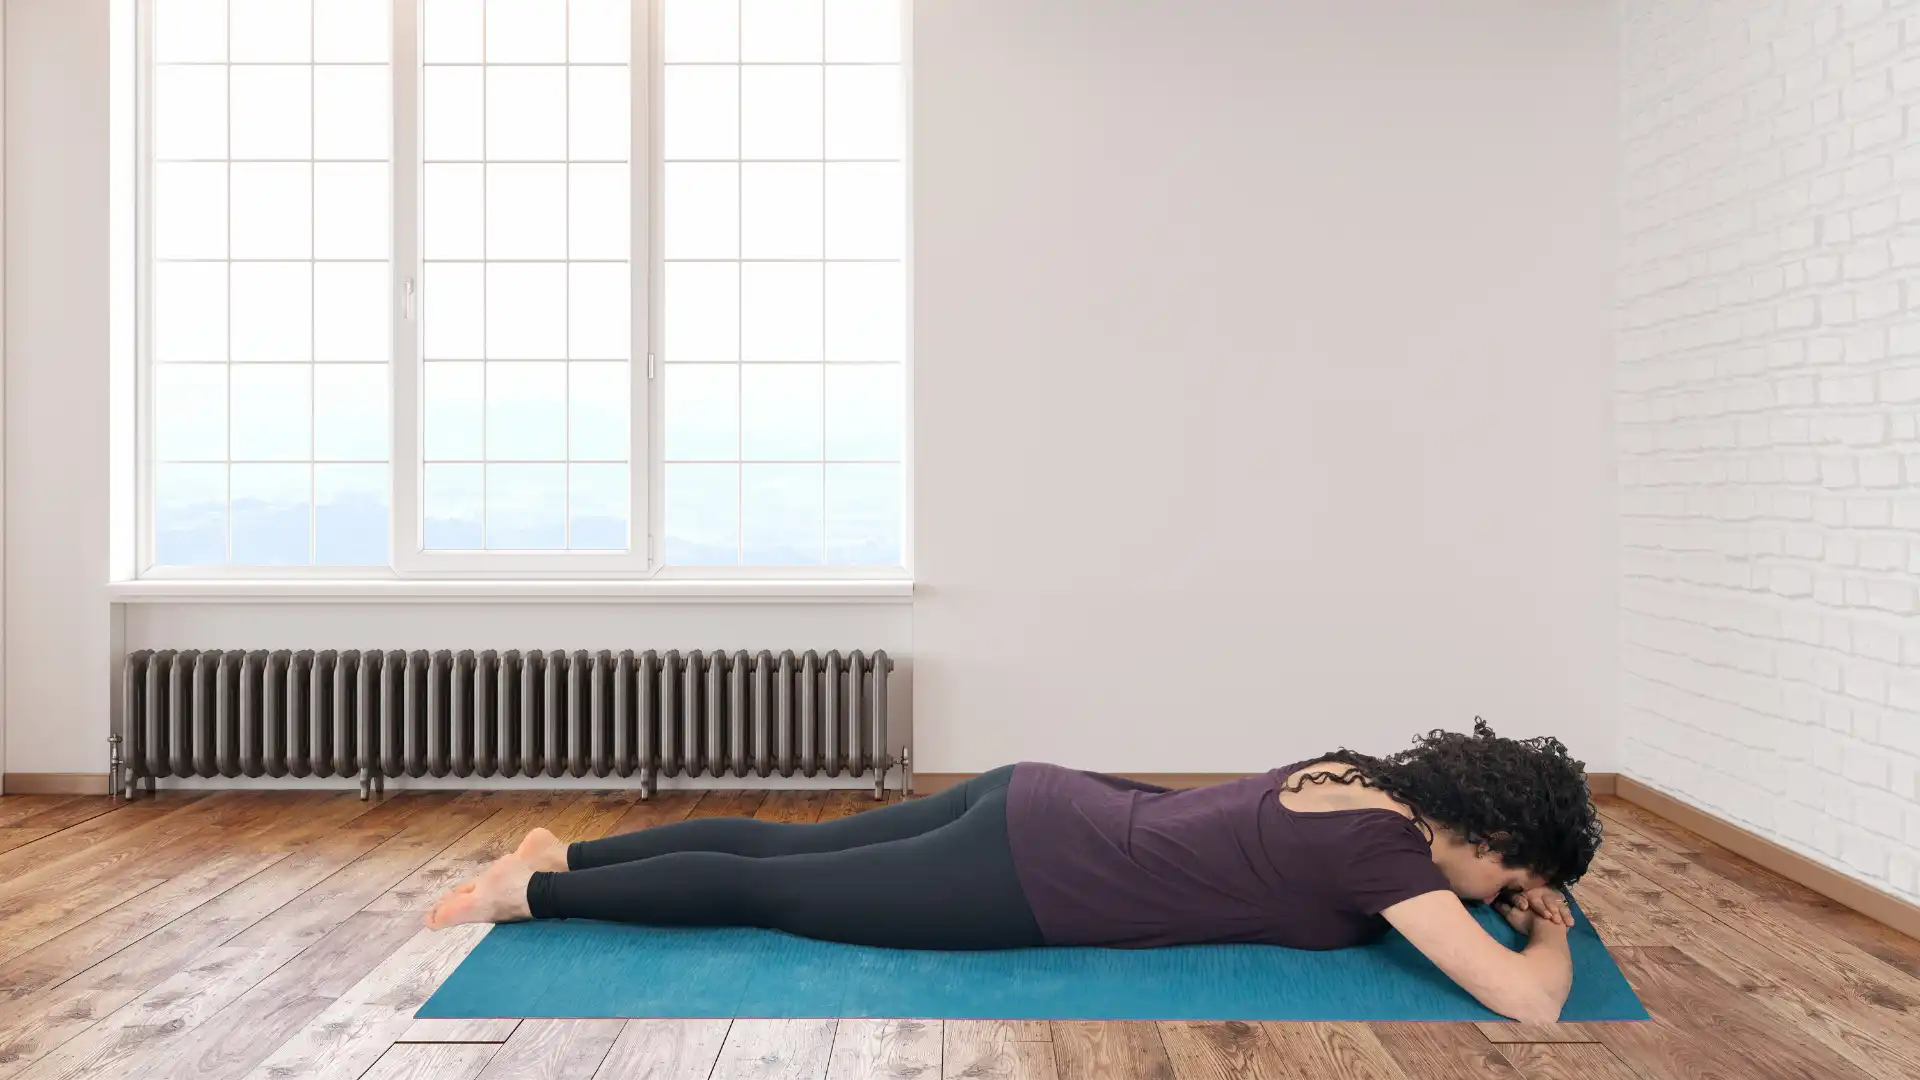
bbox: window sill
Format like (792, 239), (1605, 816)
(105, 579), (914, 604)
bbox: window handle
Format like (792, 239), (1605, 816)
(403, 278), (416, 322)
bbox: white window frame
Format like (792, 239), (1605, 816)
(133, 0), (913, 583)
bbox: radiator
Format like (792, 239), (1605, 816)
(114, 648), (903, 802)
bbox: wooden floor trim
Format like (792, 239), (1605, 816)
(1615, 775), (1920, 940)
(2, 773), (110, 795)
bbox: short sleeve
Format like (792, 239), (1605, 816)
(1334, 815), (1454, 916)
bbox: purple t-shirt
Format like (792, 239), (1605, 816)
(1004, 761), (1451, 949)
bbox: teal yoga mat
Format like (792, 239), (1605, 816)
(417, 897), (1645, 1021)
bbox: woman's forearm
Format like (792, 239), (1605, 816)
(1511, 922), (1573, 1022)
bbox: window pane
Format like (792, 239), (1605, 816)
(425, 263), (485, 358)
(154, 163), (227, 259)
(666, 464), (739, 564)
(425, 164), (485, 259)
(154, 66), (227, 160)
(665, 263), (739, 362)
(314, 262), (390, 362)
(486, 264), (567, 359)
(425, 0), (484, 63)
(486, 164), (566, 259)
(230, 163), (312, 259)
(314, 66), (391, 160)
(425, 67), (485, 160)
(155, 464), (227, 565)
(230, 365), (312, 460)
(231, 464), (311, 565)
(742, 67), (821, 160)
(742, 365), (823, 461)
(570, 0), (631, 64)
(741, 463), (823, 565)
(825, 262), (903, 361)
(665, 0), (740, 62)
(315, 464), (389, 564)
(486, 362), (567, 461)
(231, 0), (311, 63)
(569, 464), (628, 550)
(230, 262), (312, 363)
(570, 362), (630, 461)
(486, 67), (567, 161)
(665, 164), (739, 259)
(154, 262), (228, 363)
(315, 0), (390, 63)
(665, 365), (739, 460)
(314, 163), (390, 259)
(825, 364), (901, 460)
(154, 365), (228, 462)
(825, 162), (903, 259)
(825, 463), (901, 564)
(229, 66), (311, 160)
(569, 264), (630, 360)
(741, 263), (822, 361)
(826, 0), (900, 62)
(314, 365), (389, 461)
(425, 362), (485, 459)
(569, 68), (631, 162)
(568, 165), (630, 260)
(742, 0), (822, 62)
(486, 464), (566, 549)
(155, 0), (226, 63)
(665, 67), (739, 161)
(486, 0), (566, 62)
(425, 463), (484, 548)
(826, 66), (901, 159)
(741, 163), (823, 259)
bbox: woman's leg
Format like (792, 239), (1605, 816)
(517, 784), (1041, 950)
(562, 764), (1019, 870)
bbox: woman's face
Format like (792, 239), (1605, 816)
(1435, 834), (1547, 904)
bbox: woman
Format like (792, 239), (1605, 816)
(427, 720), (1602, 1024)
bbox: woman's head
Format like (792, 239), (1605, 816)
(1312, 719), (1602, 903)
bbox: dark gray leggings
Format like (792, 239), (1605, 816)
(524, 765), (1045, 950)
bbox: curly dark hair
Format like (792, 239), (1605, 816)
(1283, 718), (1602, 889)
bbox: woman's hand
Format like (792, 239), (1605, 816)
(1494, 887), (1574, 934)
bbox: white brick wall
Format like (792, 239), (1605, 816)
(1619, 0), (1920, 901)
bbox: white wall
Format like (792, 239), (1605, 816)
(1618, 0), (1920, 901)
(911, 0), (1620, 771)
(5, 0), (114, 783)
(8, 1), (1619, 783)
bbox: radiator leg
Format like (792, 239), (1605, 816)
(358, 765), (374, 801)
(901, 745), (913, 798)
(108, 733), (127, 803)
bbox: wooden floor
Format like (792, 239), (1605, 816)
(0, 789), (1915, 1080)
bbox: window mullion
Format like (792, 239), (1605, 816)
(390, 0), (424, 571)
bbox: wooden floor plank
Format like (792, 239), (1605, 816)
(817, 791), (885, 823)
(0, 799), (71, 830)
(1473, 1024), (1598, 1044)
(755, 790), (829, 824)
(397, 1019), (521, 1044)
(1494, 1043), (1644, 1080)
(827, 1019), (943, 1080)
(237, 923), (490, 1080)
(542, 792), (640, 847)
(364, 792), (579, 913)
(1371, 1024), (1524, 1080)
(712, 1019), (838, 1080)
(1600, 945), (1879, 1080)
(688, 790), (772, 820)
(1051, 1022), (1173, 1080)
(0, 830), (57, 857)
(1260, 1024), (1409, 1080)
(943, 1019), (1055, 1080)
(3, 799), (117, 834)
(359, 1042), (498, 1080)
(600, 791), (702, 838)
(592, 1020), (732, 1080)
(1155, 1021), (1295, 1080)
(0, 795), (207, 887)
(474, 1019), (624, 1080)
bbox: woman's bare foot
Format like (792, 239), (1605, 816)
(425, 854), (535, 929)
(514, 827), (569, 873)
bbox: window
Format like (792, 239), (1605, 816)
(140, 0), (906, 577)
